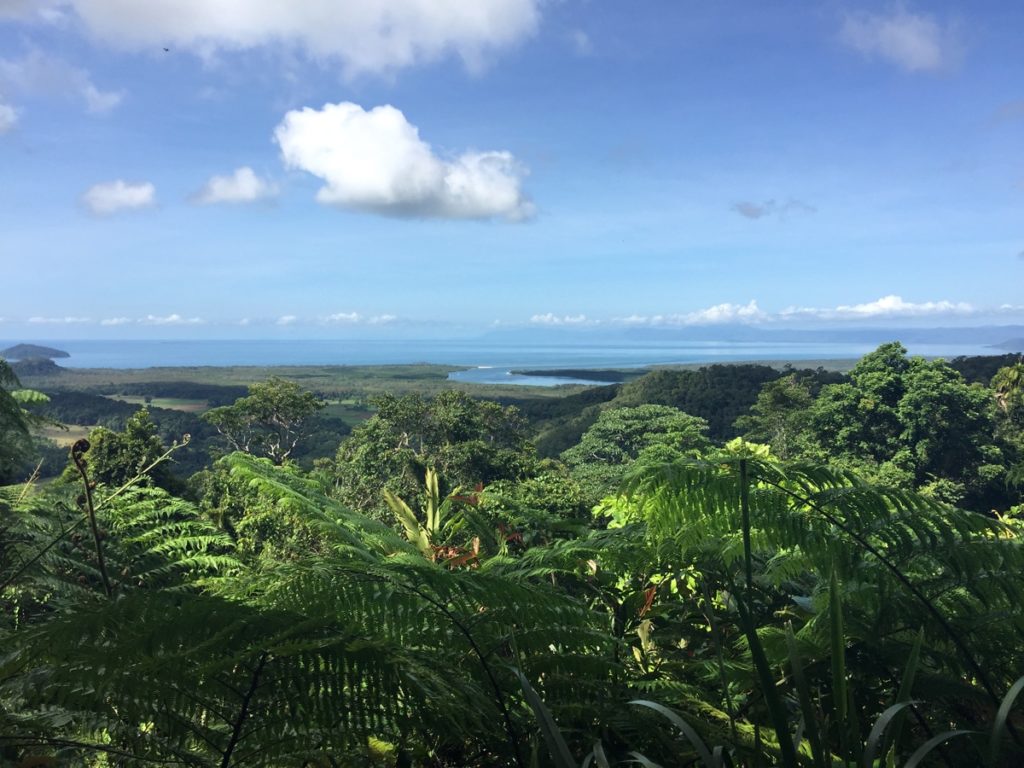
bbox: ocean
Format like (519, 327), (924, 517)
(1, 338), (1002, 386)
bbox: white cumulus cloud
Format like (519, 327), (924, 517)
(324, 312), (361, 324)
(276, 315), (297, 326)
(0, 100), (15, 133)
(194, 166), (277, 204)
(100, 317), (131, 325)
(620, 301), (766, 327)
(530, 313), (589, 326)
(681, 301), (766, 325)
(321, 312), (398, 325)
(82, 180), (155, 215)
(782, 295), (974, 320)
(275, 101), (533, 220)
(53, 0), (539, 76)
(140, 313), (203, 325)
(841, 9), (959, 72)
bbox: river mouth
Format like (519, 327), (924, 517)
(447, 367), (623, 387)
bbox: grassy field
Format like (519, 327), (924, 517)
(34, 424), (94, 447)
(106, 395), (211, 413)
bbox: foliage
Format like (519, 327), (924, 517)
(203, 376), (325, 464)
(326, 390), (538, 519)
(561, 404), (710, 504)
(5, 350), (1024, 766)
(0, 358), (53, 484)
(734, 372), (818, 459)
(66, 408), (183, 492)
(805, 343), (1009, 510)
(614, 364), (789, 441)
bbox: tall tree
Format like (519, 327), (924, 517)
(327, 391), (536, 518)
(734, 372), (817, 459)
(808, 343), (1006, 508)
(75, 408), (179, 492)
(561, 404), (710, 505)
(203, 376), (324, 464)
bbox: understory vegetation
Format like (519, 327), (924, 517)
(3, 345), (1024, 766)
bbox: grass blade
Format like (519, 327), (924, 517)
(863, 701), (919, 768)
(631, 700), (717, 768)
(591, 741), (611, 768)
(829, 569), (849, 759)
(785, 622), (827, 768)
(988, 675), (1024, 767)
(626, 753), (664, 768)
(734, 595), (801, 768)
(516, 669), (577, 768)
(888, 628), (924, 760)
(902, 730), (975, 768)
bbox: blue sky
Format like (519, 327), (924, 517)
(1, 0), (1022, 339)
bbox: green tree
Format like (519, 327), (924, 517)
(808, 343), (1007, 509)
(992, 360), (1024, 418)
(734, 372), (816, 459)
(74, 408), (180, 492)
(561, 404), (710, 505)
(202, 376), (324, 464)
(326, 390), (536, 518)
(0, 358), (52, 484)
(992, 361), (1024, 491)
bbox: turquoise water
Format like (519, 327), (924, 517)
(1, 338), (1000, 386)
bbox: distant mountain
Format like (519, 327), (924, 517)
(1, 343), (70, 360)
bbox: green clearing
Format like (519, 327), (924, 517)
(33, 423), (94, 447)
(321, 401), (374, 427)
(105, 395), (210, 413)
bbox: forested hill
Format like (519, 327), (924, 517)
(1, 343), (69, 360)
(502, 363), (844, 456)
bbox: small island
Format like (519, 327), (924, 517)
(1, 343), (70, 361)
(993, 338), (1024, 353)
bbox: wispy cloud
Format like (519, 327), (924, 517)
(993, 101), (1024, 124)
(731, 199), (816, 220)
(275, 101), (533, 221)
(840, 8), (960, 73)
(100, 317), (132, 326)
(0, 100), (16, 133)
(28, 316), (91, 324)
(0, 50), (123, 114)
(276, 315), (297, 326)
(569, 29), (592, 56)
